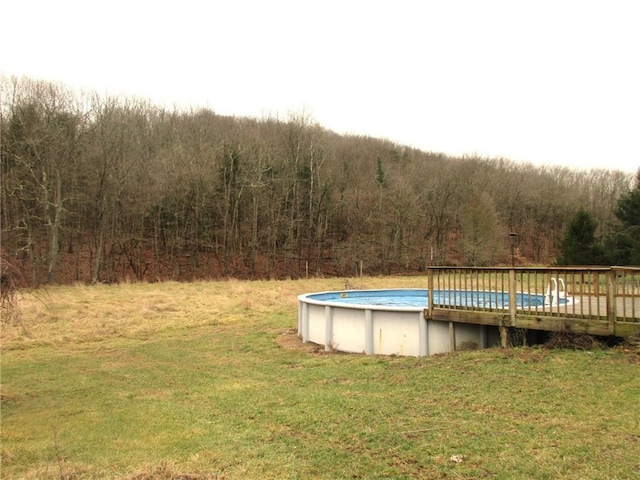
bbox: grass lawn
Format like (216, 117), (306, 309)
(1, 277), (639, 479)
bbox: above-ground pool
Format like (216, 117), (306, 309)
(297, 288), (567, 357)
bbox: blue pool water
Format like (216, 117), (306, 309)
(307, 288), (564, 309)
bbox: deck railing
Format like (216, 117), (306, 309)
(426, 267), (640, 338)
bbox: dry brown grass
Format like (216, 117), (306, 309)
(1, 276), (429, 348)
(122, 460), (224, 480)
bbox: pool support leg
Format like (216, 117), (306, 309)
(301, 302), (309, 343)
(324, 306), (333, 351)
(419, 312), (428, 356)
(364, 309), (373, 355)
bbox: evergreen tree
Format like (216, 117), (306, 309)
(605, 169), (640, 265)
(557, 209), (605, 265)
(374, 156), (387, 188)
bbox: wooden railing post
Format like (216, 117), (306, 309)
(606, 269), (616, 334)
(499, 267), (517, 348)
(427, 268), (434, 320)
(509, 268), (517, 327)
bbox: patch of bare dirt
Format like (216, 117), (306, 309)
(275, 328), (325, 354)
(617, 335), (640, 364)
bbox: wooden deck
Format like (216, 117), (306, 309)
(425, 267), (640, 339)
(517, 295), (638, 318)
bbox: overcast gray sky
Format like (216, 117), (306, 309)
(3, 0), (638, 173)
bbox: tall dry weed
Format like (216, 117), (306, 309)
(0, 250), (31, 337)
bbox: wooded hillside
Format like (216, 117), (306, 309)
(1, 76), (634, 286)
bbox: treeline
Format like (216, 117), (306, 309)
(0, 76), (635, 286)
(556, 173), (640, 266)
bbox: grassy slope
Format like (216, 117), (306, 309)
(1, 277), (639, 479)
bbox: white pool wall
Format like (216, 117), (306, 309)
(297, 289), (501, 357)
